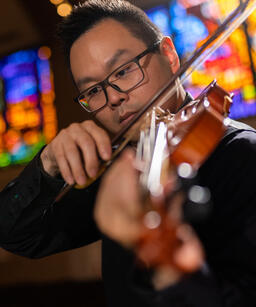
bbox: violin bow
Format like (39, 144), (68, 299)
(55, 0), (256, 202)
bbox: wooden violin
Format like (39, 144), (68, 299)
(134, 80), (232, 271)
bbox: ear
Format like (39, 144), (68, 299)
(159, 36), (180, 73)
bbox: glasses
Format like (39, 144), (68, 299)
(74, 41), (160, 113)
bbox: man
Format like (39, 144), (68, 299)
(1, 0), (256, 306)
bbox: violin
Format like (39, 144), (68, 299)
(133, 80), (232, 271)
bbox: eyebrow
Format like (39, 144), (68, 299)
(76, 49), (131, 89)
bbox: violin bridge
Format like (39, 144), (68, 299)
(136, 108), (171, 196)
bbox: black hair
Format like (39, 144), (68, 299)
(57, 0), (163, 65)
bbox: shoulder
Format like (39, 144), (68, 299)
(199, 120), (256, 191)
(197, 121), (256, 232)
(216, 120), (256, 158)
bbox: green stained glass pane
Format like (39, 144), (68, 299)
(0, 152), (11, 167)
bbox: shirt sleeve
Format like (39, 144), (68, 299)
(0, 148), (101, 258)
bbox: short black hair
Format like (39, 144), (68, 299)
(57, 0), (163, 65)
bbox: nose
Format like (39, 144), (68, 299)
(106, 85), (128, 108)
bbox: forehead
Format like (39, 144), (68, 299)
(70, 19), (147, 84)
(71, 18), (147, 55)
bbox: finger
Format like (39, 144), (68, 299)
(94, 148), (143, 246)
(96, 198), (143, 247)
(76, 134), (99, 178)
(68, 123), (99, 178)
(173, 224), (204, 272)
(150, 176), (178, 206)
(57, 150), (75, 185)
(48, 140), (75, 184)
(95, 177), (143, 246)
(82, 120), (112, 160)
(104, 150), (142, 217)
(62, 139), (87, 185)
(152, 266), (181, 290)
(163, 175), (177, 195)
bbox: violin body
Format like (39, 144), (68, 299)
(169, 80), (231, 168)
(134, 80), (232, 270)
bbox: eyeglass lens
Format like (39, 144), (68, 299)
(78, 61), (143, 112)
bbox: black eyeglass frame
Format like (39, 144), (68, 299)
(74, 41), (161, 113)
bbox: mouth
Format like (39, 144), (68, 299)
(119, 112), (137, 126)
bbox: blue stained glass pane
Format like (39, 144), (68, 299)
(6, 50), (36, 65)
(0, 46), (57, 168)
(11, 144), (28, 162)
(229, 91), (256, 119)
(36, 60), (50, 76)
(169, 1), (186, 17)
(5, 75), (37, 103)
(146, 6), (171, 36)
(171, 15), (208, 56)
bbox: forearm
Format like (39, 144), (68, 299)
(0, 148), (101, 258)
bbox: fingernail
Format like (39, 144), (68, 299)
(102, 150), (111, 160)
(66, 177), (74, 185)
(89, 168), (98, 178)
(77, 175), (86, 186)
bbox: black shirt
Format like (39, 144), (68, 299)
(1, 123), (256, 307)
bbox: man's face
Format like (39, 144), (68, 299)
(70, 19), (178, 134)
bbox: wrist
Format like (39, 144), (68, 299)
(40, 147), (59, 177)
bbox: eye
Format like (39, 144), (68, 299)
(87, 85), (102, 97)
(115, 64), (132, 78)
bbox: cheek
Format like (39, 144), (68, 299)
(152, 65), (171, 87)
(96, 110), (112, 126)
(141, 64), (171, 98)
(95, 109), (119, 132)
